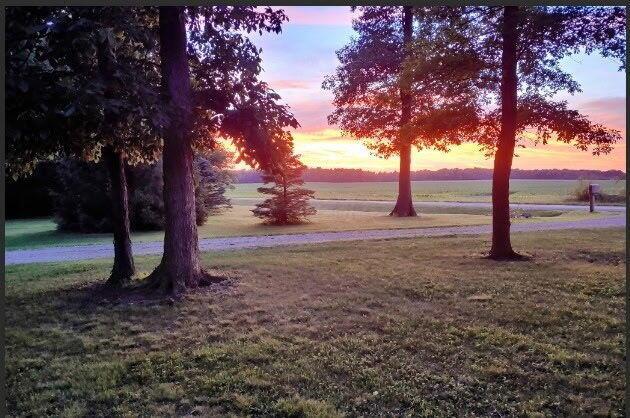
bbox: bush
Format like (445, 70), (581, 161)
(571, 179), (591, 202)
(128, 160), (165, 231)
(52, 150), (233, 233)
(52, 159), (113, 232)
(571, 179), (625, 204)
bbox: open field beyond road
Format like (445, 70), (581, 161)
(4, 204), (615, 251)
(5, 229), (625, 416)
(229, 179), (626, 204)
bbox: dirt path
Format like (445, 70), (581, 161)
(6, 214), (625, 265)
(232, 197), (627, 212)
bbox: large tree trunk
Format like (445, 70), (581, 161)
(97, 31), (135, 285)
(102, 146), (135, 285)
(390, 143), (416, 216)
(390, 5), (417, 217)
(144, 6), (215, 295)
(490, 6), (521, 259)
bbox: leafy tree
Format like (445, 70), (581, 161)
(50, 151), (233, 232)
(447, 6), (625, 258)
(6, 7), (163, 285)
(51, 159), (113, 233)
(129, 151), (233, 230)
(143, 6), (297, 295)
(7, 7), (297, 292)
(323, 6), (482, 216)
(252, 154), (316, 225)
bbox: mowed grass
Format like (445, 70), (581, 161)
(229, 179), (627, 204)
(5, 207), (488, 250)
(5, 205), (607, 250)
(6, 228), (625, 416)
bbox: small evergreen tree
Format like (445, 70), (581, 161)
(252, 156), (316, 225)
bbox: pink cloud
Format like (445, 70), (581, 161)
(268, 79), (312, 90)
(282, 6), (354, 26)
(576, 97), (626, 132)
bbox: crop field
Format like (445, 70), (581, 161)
(228, 179), (626, 204)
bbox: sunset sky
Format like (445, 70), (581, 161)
(237, 6), (626, 172)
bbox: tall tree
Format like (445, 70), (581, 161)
(143, 6), (297, 294)
(451, 6), (626, 258)
(395, 6), (415, 216)
(492, 6), (520, 259)
(146, 6), (200, 294)
(6, 7), (163, 285)
(324, 6), (482, 217)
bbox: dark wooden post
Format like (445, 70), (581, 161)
(588, 184), (600, 213)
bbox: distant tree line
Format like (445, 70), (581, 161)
(9, 165), (624, 220)
(233, 167), (626, 183)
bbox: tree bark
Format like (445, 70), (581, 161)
(390, 143), (416, 216)
(390, 5), (417, 217)
(490, 6), (521, 259)
(144, 6), (215, 295)
(102, 146), (135, 285)
(97, 30), (135, 285)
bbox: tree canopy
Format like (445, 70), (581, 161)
(6, 7), (164, 178)
(6, 6), (299, 179)
(323, 6), (483, 158)
(449, 6), (625, 155)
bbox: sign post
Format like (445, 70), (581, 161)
(588, 184), (601, 212)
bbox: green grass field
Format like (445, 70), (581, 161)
(5, 205), (605, 250)
(229, 179), (626, 204)
(6, 228), (624, 416)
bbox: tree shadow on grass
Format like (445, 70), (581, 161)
(5, 268), (239, 346)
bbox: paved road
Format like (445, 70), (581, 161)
(6, 214), (625, 265)
(233, 197), (626, 213)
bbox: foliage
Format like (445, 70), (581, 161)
(51, 159), (113, 233)
(571, 179), (626, 203)
(323, 6), (482, 158)
(252, 155), (316, 225)
(446, 6), (626, 155)
(184, 6), (299, 171)
(6, 6), (298, 178)
(194, 150), (235, 225)
(234, 167), (627, 183)
(51, 151), (233, 232)
(5, 7), (164, 178)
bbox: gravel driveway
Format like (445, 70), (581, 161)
(6, 213), (625, 265)
(233, 197), (627, 213)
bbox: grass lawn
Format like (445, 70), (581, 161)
(5, 205), (607, 250)
(6, 228), (625, 416)
(229, 179), (627, 204)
